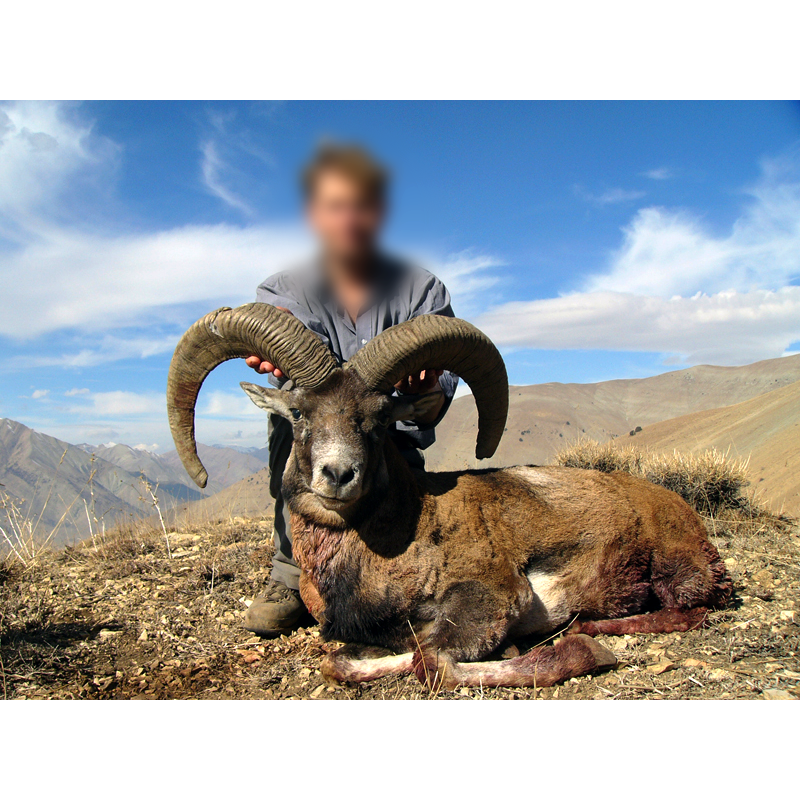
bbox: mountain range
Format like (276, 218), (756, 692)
(177, 353), (800, 523)
(0, 420), (268, 546)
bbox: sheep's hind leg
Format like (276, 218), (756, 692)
(568, 607), (710, 637)
(321, 644), (415, 684)
(413, 634), (616, 690)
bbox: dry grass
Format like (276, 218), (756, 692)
(554, 438), (769, 517)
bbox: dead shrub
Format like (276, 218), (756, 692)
(556, 439), (758, 516)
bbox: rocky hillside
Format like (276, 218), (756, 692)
(429, 353), (800, 471)
(0, 420), (268, 546)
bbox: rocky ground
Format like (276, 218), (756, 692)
(1, 504), (798, 701)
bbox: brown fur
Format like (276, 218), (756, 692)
(249, 371), (733, 688)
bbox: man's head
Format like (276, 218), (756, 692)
(302, 143), (388, 271)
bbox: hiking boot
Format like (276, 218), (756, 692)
(244, 581), (306, 637)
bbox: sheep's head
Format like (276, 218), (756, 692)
(166, 303), (509, 502)
(239, 371), (440, 515)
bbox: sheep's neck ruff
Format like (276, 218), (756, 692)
(289, 442), (424, 645)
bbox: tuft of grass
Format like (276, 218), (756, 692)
(555, 439), (756, 516)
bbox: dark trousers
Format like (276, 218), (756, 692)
(267, 415), (424, 590)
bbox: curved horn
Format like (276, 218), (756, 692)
(167, 303), (339, 488)
(345, 315), (508, 459)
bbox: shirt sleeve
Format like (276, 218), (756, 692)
(395, 270), (459, 435)
(255, 271), (333, 388)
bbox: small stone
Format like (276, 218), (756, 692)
(753, 569), (774, 586)
(647, 660), (676, 675)
(299, 667), (312, 678)
(723, 558), (737, 569)
(460, 687), (471, 696)
(762, 689), (796, 701)
(780, 610), (796, 624)
(310, 684), (326, 698)
(707, 668), (733, 682)
(138, 629), (149, 642)
(98, 629), (121, 641)
(683, 658), (709, 668)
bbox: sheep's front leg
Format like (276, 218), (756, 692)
(413, 634), (617, 690)
(321, 644), (415, 683)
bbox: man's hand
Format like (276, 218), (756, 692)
(394, 369), (444, 395)
(394, 369), (445, 424)
(245, 307), (293, 377)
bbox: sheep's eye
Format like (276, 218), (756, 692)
(290, 408), (302, 421)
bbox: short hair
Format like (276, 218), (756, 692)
(301, 142), (389, 203)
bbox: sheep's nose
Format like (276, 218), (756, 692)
(321, 463), (356, 488)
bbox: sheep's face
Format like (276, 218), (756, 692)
(241, 371), (437, 517)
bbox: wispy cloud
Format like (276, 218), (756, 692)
(31, 388), (49, 399)
(575, 185), (646, 206)
(64, 388), (89, 396)
(641, 167), (672, 180)
(200, 140), (254, 216)
(422, 249), (505, 316)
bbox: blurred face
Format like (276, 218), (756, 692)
(305, 170), (385, 267)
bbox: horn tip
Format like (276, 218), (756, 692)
(475, 444), (498, 460)
(193, 470), (208, 489)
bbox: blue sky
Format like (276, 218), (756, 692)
(1, 100), (800, 452)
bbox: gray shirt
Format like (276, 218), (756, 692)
(255, 254), (458, 450)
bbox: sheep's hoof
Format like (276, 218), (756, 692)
(570, 633), (617, 670)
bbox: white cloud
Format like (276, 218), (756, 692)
(0, 101), (117, 232)
(642, 167), (672, 180)
(0, 222), (310, 339)
(586, 161), (800, 298)
(201, 389), (264, 419)
(476, 287), (800, 366)
(0, 101), (309, 341)
(418, 249), (505, 316)
(478, 151), (800, 366)
(200, 140), (254, 216)
(575, 185), (647, 206)
(64, 388), (90, 396)
(31, 388), (49, 399)
(69, 390), (164, 417)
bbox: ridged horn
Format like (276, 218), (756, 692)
(167, 303), (339, 488)
(345, 315), (508, 459)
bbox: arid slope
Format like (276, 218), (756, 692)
(627, 381), (800, 516)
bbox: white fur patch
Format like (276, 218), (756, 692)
(508, 466), (557, 487)
(512, 570), (572, 635)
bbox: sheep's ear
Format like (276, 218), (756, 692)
(388, 392), (442, 423)
(240, 382), (295, 420)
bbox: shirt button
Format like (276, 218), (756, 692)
(361, 339), (367, 345)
